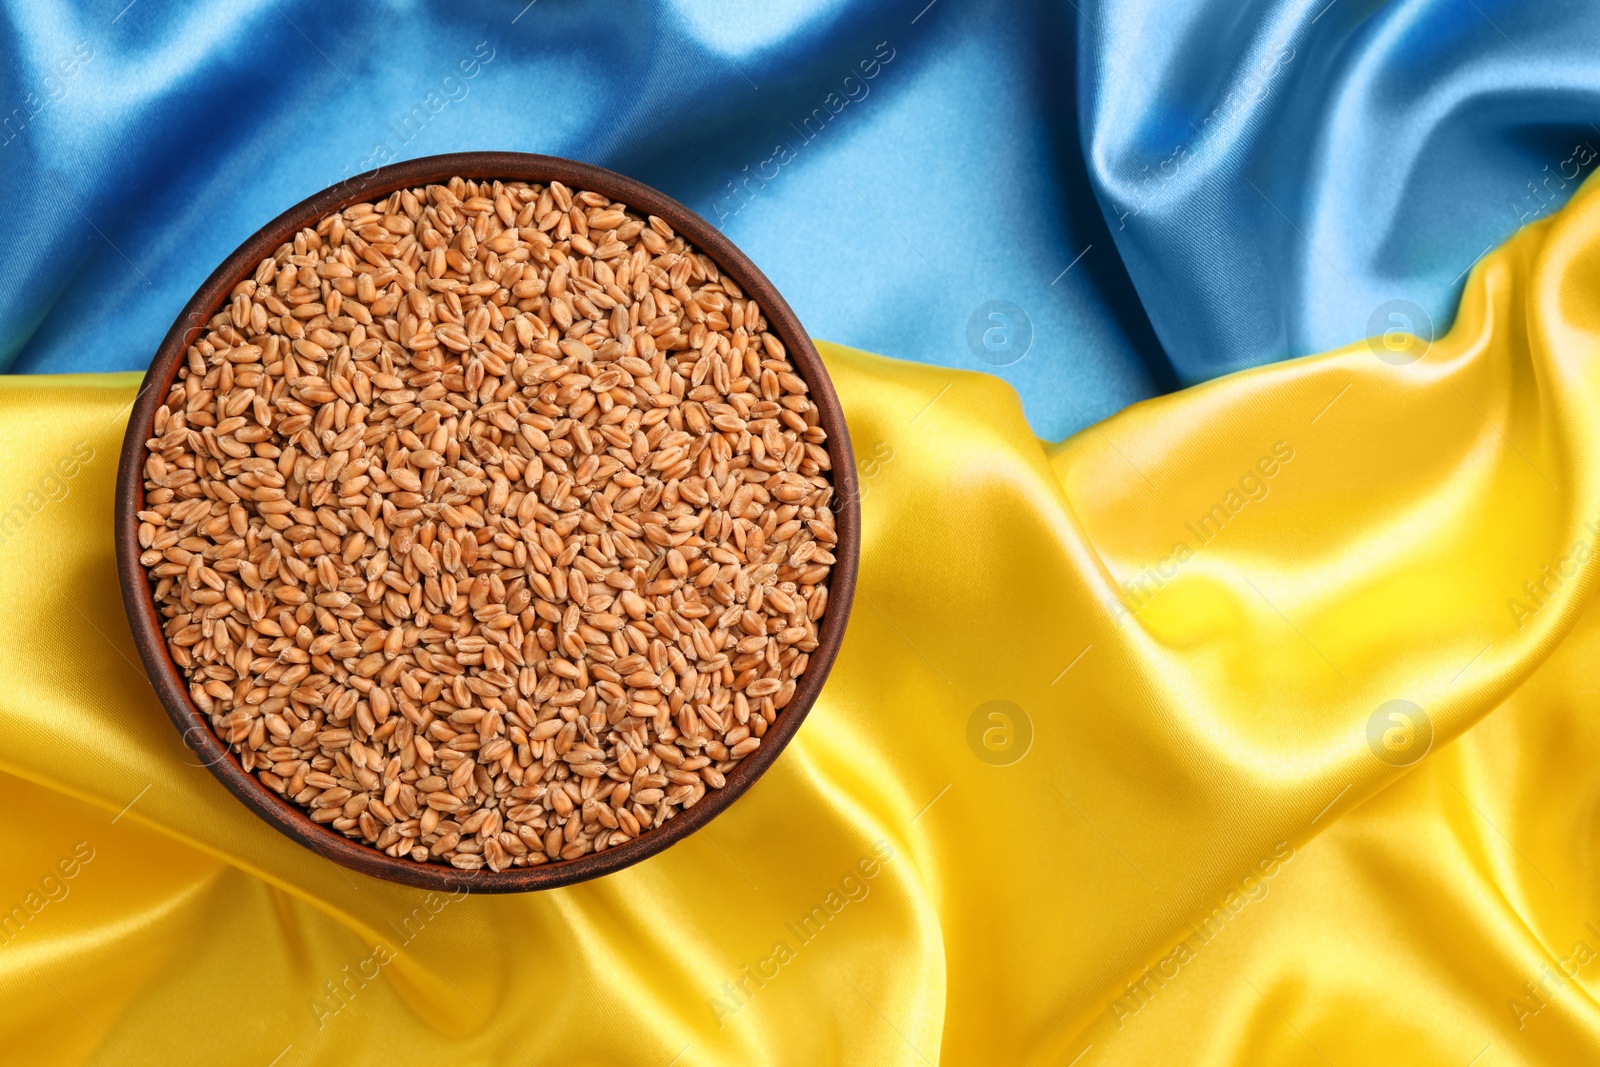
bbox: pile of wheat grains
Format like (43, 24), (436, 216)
(136, 177), (836, 871)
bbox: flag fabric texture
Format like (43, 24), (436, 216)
(3, 2), (1600, 1065)
(5, 172), (1600, 1065)
(4, 1), (1600, 437)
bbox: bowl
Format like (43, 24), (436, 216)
(114, 152), (858, 892)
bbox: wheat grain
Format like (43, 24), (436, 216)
(140, 177), (836, 872)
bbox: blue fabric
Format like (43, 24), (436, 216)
(2, 1), (1598, 440)
(1085, 0), (1600, 386)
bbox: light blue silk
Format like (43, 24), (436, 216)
(1083, 0), (1600, 385)
(1, 0), (1596, 440)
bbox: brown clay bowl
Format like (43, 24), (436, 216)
(114, 152), (859, 892)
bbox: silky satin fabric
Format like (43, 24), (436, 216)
(7, 3), (1600, 440)
(3, 174), (1600, 1067)
(1083, 0), (1600, 386)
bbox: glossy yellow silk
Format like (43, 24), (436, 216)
(5, 180), (1600, 1065)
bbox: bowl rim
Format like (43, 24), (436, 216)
(114, 151), (859, 893)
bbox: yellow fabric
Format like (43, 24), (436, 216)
(6, 177), (1600, 1066)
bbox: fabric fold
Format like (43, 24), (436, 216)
(5, 176), (1600, 1065)
(12, 2), (1600, 442)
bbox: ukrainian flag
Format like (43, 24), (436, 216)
(3, 2), (1600, 1064)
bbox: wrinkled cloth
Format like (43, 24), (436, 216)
(4, 2), (1600, 439)
(4, 168), (1600, 1065)
(1083, 0), (1600, 384)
